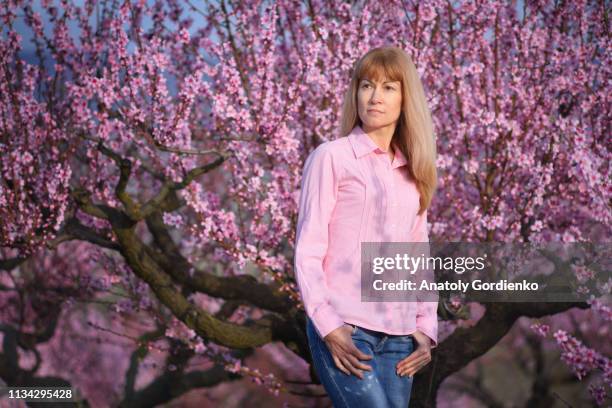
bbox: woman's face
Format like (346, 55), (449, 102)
(357, 76), (402, 132)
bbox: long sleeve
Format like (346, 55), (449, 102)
(410, 209), (439, 349)
(294, 144), (345, 339)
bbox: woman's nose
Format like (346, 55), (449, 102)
(370, 89), (382, 103)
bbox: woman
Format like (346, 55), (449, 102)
(294, 46), (439, 407)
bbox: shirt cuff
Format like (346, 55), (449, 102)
(416, 317), (438, 349)
(310, 302), (345, 339)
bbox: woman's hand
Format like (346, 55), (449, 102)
(395, 330), (432, 378)
(323, 324), (373, 379)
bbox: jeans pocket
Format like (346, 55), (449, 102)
(385, 334), (415, 355)
(345, 323), (358, 335)
(390, 334), (414, 346)
(397, 334), (414, 342)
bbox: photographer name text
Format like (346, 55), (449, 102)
(372, 279), (539, 292)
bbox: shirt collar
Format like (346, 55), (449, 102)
(347, 125), (408, 169)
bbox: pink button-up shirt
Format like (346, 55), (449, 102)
(294, 125), (438, 347)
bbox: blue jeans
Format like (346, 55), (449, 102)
(306, 317), (415, 407)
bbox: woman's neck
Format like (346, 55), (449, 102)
(362, 123), (396, 161)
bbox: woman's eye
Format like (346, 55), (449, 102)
(386, 86), (395, 90)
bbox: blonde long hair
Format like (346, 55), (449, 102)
(339, 46), (438, 214)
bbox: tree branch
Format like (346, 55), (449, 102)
(138, 154), (226, 220)
(409, 301), (589, 407)
(123, 327), (165, 400)
(70, 187), (123, 221)
(0, 324), (91, 406)
(47, 217), (120, 251)
(79, 133), (140, 218)
(145, 211), (295, 314)
(111, 224), (302, 350)
(118, 364), (241, 408)
(0, 256), (27, 271)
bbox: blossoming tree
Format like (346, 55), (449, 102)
(0, 0), (609, 406)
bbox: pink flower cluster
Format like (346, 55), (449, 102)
(552, 329), (610, 403)
(529, 320), (610, 405)
(224, 358), (284, 396)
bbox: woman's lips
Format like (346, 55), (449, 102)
(367, 109), (384, 114)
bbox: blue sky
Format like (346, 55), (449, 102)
(10, 0), (526, 58)
(9, 0), (215, 62)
